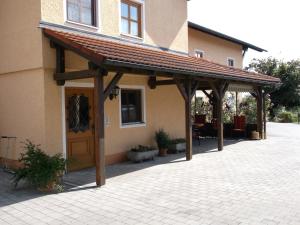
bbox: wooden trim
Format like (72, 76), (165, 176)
(94, 72), (106, 186)
(184, 79), (192, 161)
(44, 29), (106, 66)
(174, 78), (187, 101)
(121, 0), (142, 37)
(103, 72), (123, 100)
(54, 69), (99, 81)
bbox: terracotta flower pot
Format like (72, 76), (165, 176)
(159, 148), (168, 157)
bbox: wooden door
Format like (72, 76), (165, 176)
(65, 87), (95, 171)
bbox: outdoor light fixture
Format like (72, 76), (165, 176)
(109, 86), (120, 100)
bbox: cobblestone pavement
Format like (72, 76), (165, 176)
(1, 123), (300, 225)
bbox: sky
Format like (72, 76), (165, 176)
(188, 0), (300, 67)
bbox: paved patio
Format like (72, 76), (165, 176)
(1, 122), (300, 225)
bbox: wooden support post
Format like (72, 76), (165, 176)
(256, 87), (263, 139)
(209, 81), (228, 151)
(55, 46), (65, 86)
(175, 79), (199, 161)
(185, 79), (192, 161)
(94, 72), (106, 187)
(263, 92), (267, 139)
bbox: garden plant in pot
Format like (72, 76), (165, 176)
(155, 129), (169, 157)
(13, 140), (67, 192)
(168, 138), (186, 154)
(127, 145), (158, 163)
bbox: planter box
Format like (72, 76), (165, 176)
(168, 143), (186, 153)
(127, 150), (159, 163)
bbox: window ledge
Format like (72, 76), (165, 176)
(121, 122), (146, 129)
(65, 20), (99, 32)
(120, 33), (144, 42)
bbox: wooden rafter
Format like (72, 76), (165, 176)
(54, 69), (100, 82)
(103, 72), (123, 100)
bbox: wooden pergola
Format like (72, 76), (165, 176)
(44, 28), (280, 187)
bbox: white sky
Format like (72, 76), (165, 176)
(188, 0), (300, 67)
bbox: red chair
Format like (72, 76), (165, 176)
(194, 114), (206, 125)
(232, 115), (246, 137)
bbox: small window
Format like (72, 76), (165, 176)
(195, 50), (204, 59)
(121, 0), (142, 37)
(228, 58), (235, 67)
(121, 89), (143, 124)
(67, 0), (96, 26)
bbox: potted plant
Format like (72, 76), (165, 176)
(127, 145), (158, 163)
(13, 140), (66, 192)
(155, 129), (169, 157)
(168, 138), (186, 153)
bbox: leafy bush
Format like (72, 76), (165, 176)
(131, 145), (156, 152)
(155, 129), (170, 149)
(277, 111), (297, 123)
(169, 138), (186, 145)
(13, 140), (66, 190)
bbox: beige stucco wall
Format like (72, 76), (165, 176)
(188, 27), (244, 68)
(41, 0), (188, 53)
(0, 69), (46, 159)
(0, 0), (43, 75)
(0, 0), (186, 164)
(42, 39), (185, 159)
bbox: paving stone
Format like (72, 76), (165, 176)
(1, 123), (300, 225)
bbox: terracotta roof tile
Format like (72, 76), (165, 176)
(43, 28), (280, 85)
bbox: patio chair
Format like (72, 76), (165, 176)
(193, 114), (206, 145)
(232, 115), (246, 138)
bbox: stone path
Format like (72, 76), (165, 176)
(1, 122), (300, 225)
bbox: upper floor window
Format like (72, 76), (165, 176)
(195, 50), (204, 59)
(67, 0), (96, 26)
(121, 89), (143, 124)
(227, 58), (235, 67)
(121, 0), (142, 37)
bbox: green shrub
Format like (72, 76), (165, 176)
(169, 138), (186, 145)
(13, 140), (66, 190)
(277, 111), (297, 123)
(155, 129), (170, 149)
(131, 145), (156, 152)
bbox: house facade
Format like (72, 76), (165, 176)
(0, 0), (279, 185)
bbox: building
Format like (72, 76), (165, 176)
(0, 0), (279, 186)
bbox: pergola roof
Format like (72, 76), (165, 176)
(44, 28), (280, 85)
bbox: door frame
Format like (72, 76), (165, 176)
(61, 82), (95, 163)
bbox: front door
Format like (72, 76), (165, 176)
(65, 87), (95, 171)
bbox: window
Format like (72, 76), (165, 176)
(67, 0), (96, 26)
(68, 94), (90, 132)
(228, 58), (235, 67)
(121, 89), (143, 124)
(195, 50), (204, 59)
(121, 0), (142, 37)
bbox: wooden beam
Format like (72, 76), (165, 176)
(208, 81), (220, 100)
(94, 71), (106, 187)
(148, 76), (156, 89)
(191, 81), (200, 97)
(54, 69), (99, 81)
(256, 87), (263, 139)
(175, 78), (188, 101)
(103, 72), (123, 100)
(55, 46), (65, 86)
(184, 79), (193, 161)
(263, 92), (267, 139)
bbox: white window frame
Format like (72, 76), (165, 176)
(118, 0), (145, 42)
(194, 49), (204, 59)
(119, 85), (146, 128)
(63, 0), (101, 32)
(227, 57), (235, 67)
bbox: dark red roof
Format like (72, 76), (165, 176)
(43, 28), (280, 85)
